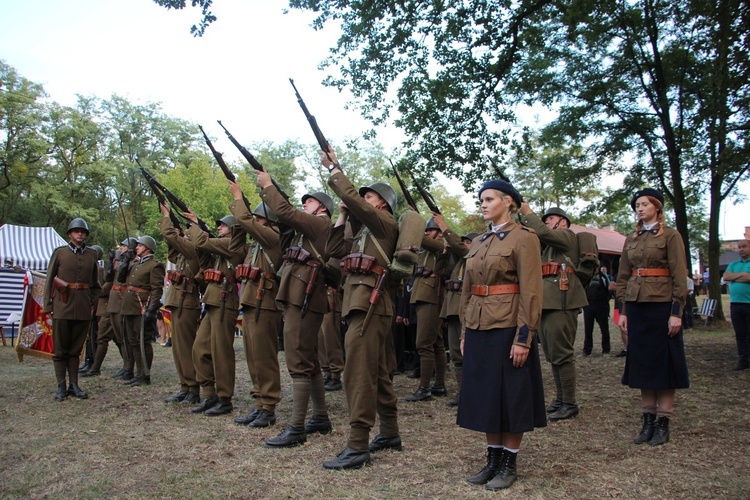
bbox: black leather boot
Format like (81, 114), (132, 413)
(633, 413), (656, 444)
(67, 383), (89, 399)
(265, 425), (306, 447)
(485, 450), (517, 490)
(55, 383), (68, 401)
(191, 396), (219, 414)
(649, 416), (670, 446)
(467, 447), (504, 485)
(304, 415), (332, 435)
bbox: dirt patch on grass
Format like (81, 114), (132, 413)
(1, 321), (749, 498)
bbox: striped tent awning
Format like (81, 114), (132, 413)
(0, 224), (67, 271)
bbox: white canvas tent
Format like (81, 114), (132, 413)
(0, 224), (66, 330)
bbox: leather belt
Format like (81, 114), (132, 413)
(67, 283), (90, 289)
(632, 268), (670, 277)
(470, 284), (520, 296)
(126, 285), (150, 293)
(112, 285), (127, 291)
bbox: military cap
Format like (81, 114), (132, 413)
(478, 180), (523, 207)
(301, 191), (335, 216)
(541, 207), (572, 226)
(359, 182), (398, 213)
(630, 188), (664, 210)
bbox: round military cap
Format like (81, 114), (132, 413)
(359, 182), (398, 213)
(67, 217), (89, 235)
(478, 180), (523, 207)
(252, 202), (278, 223)
(541, 207), (572, 226)
(301, 191), (335, 216)
(425, 217), (441, 232)
(630, 188), (664, 210)
(121, 237), (138, 250)
(461, 232), (480, 242)
(216, 215), (239, 228)
(90, 245), (104, 260)
(136, 235), (157, 253)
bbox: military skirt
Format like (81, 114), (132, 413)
(622, 301), (690, 389)
(457, 326), (547, 434)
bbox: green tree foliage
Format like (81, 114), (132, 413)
(151, 0), (216, 36)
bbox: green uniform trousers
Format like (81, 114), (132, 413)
(193, 305), (238, 401)
(241, 306), (282, 411)
(169, 306), (200, 395)
(123, 314), (154, 378)
(318, 307), (344, 380)
(416, 301), (447, 389)
(281, 304), (324, 378)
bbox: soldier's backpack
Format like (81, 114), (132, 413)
(574, 231), (600, 287)
(387, 210), (427, 282)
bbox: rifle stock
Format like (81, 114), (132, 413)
(404, 165), (441, 214)
(214, 121), (290, 203)
(389, 159), (420, 213)
(136, 159), (183, 231)
(289, 79), (335, 164)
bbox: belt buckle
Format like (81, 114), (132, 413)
(479, 285), (489, 296)
(636, 268), (644, 277)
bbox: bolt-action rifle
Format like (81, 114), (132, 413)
(403, 164), (441, 215)
(389, 159), (420, 213)
(136, 159), (183, 231)
(289, 79), (336, 165)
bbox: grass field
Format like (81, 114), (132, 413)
(1, 308), (749, 498)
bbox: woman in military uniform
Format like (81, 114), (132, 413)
(458, 180), (545, 491)
(616, 188), (689, 446)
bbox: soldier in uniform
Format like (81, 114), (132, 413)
(81, 246), (119, 377)
(253, 168), (334, 448)
(185, 212), (246, 416)
(43, 218), (101, 400)
(107, 239), (138, 380)
(406, 217), (448, 402)
(78, 245), (104, 373)
(519, 205), (587, 421)
(120, 235), (165, 386)
(433, 216), (478, 407)
(321, 147), (401, 469)
(458, 180), (545, 491)
(228, 182), (284, 429)
(318, 257), (344, 392)
(158, 203), (203, 404)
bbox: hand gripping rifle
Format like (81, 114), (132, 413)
(214, 121), (291, 203)
(289, 79), (336, 165)
(389, 159), (420, 213)
(136, 159), (183, 231)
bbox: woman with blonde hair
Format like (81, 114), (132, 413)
(458, 180), (545, 491)
(616, 188), (689, 446)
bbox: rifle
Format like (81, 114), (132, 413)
(136, 161), (213, 235)
(214, 121), (291, 203)
(403, 165), (441, 215)
(389, 159), (420, 213)
(289, 79), (335, 164)
(486, 155), (511, 183)
(136, 159), (183, 231)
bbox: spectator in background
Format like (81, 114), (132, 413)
(723, 240), (750, 371)
(683, 273), (696, 329)
(582, 267), (611, 356)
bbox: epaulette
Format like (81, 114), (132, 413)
(519, 226), (535, 234)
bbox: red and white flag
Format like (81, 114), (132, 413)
(15, 271), (54, 361)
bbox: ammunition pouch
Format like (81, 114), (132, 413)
(236, 264), (261, 282)
(444, 279), (463, 292)
(541, 262), (560, 277)
(204, 269), (225, 283)
(415, 264), (435, 278)
(284, 246), (312, 264)
(167, 270), (187, 286)
(342, 252), (377, 277)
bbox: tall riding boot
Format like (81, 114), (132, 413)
(88, 344), (108, 373)
(467, 447), (504, 485)
(558, 360), (577, 405)
(650, 416), (670, 446)
(486, 450), (518, 490)
(447, 365), (462, 407)
(132, 343), (144, 378)
(547, 364), (563, 413)
(67, 356), (80, 386)
(54, 360), (67, 386)
(633, 412), (656, 444)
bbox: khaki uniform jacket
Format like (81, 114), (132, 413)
(43, 244), (101, 320)
(158, 216), (201, 310)
(95, 266), (112, 317)
(260, 185), (331, 315)
(409, 235), (447, 305)
(615, 226), (687, 316)
(460, 221), (542, 347)
(120, 254), (166, 316)
(186, 224), (245, 310)
(439, 228), (471, 319)
(230, 200), (282, 311)
(326, 171), (398, 317)
(107, 259), (127, 314)
(520, 212), (587, 310)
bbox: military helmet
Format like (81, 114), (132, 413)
(121, 237), (138, 250)
(136, 235), (157, 253)
(359, 182), (398, 213)
(67, 217), (89, 235)
(90, 245), (104, 260)
(541, 207), (571, 226)
(461, 232), (480, 243)
(252, 202), (278, 223)
(301, 191), (335, 216)
(216, 215), (239, 228)
(425, 217), (441, 232)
